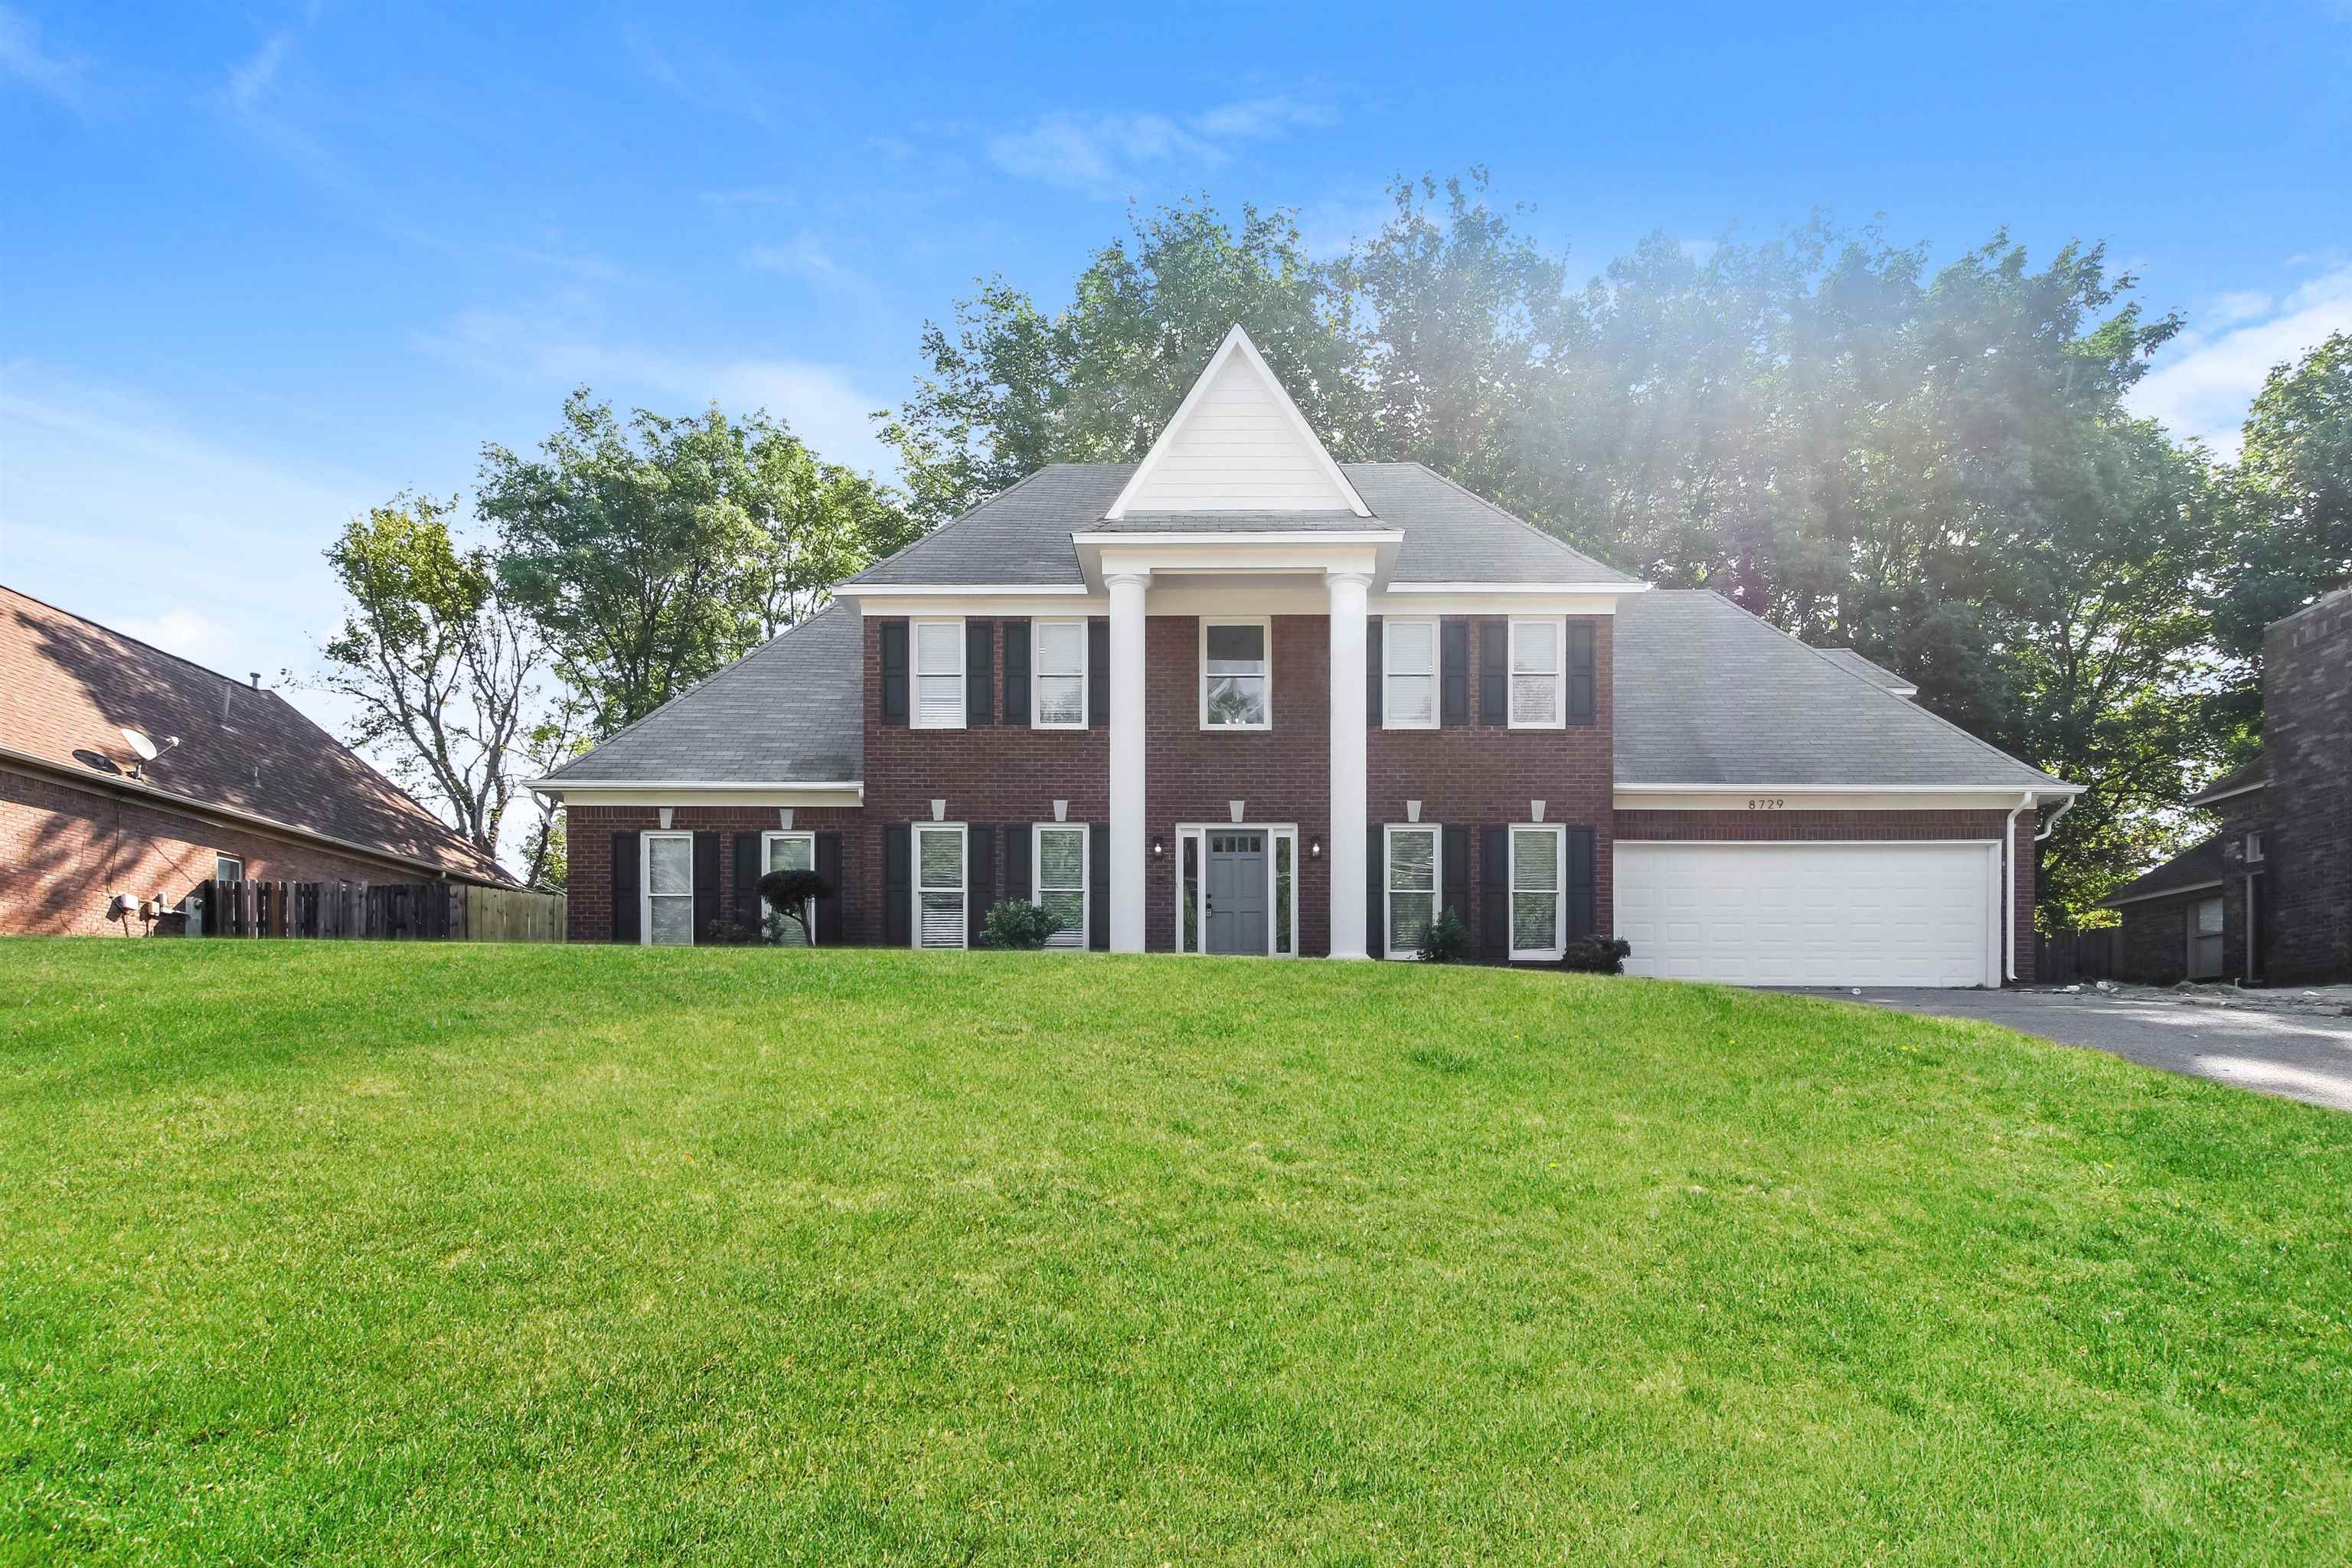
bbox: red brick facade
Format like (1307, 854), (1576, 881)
(3, 763), (452, 936)
(565, 803), (871, 943)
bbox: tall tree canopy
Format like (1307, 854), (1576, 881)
(2216, 330), (2352, 663)
(881, 177), (2257, 924)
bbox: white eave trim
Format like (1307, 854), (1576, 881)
(1070, 529), (1402, 547)
(2187, 779), (2267, 807)
(836, 583), (1090, 596)
(1615, 781), (2084, 796)
(1385, 580), (1654, 595)
(2100, 877), (2226, 909)
(530, 778), (864, 802)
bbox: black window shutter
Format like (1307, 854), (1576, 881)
(1440, 619), (1470, 727)
(1003, 822), (1032, 903)
(1366, 616), (1383, 728)
(1478, 827), (1509, 962)
(1478, 618), (1507, 726)
(611, 831), (641, 943)
(1087, 619), (1109, 728)
(1367, 826), (1384, 959)
(1002, 620), (1031, 726)
(969, 825), (997, 944)
(1566, 621), (1596, 726)
(692, 831), (720, 943)
(733, 831), (761, 931)
(1443, 825), (1469, 930)
(880, 621), (910, 726)
(884, 825), (911, 946)
(1567, 828), (1596, 939)
(1088, 823), (1109, 949)
(966, 620), (995, 727)
(815, 832), (844, 944)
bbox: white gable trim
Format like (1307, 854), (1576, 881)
(1106, 324), (1370, 519)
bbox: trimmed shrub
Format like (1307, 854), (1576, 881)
(981, 899), (1062, 950)
(757, 867), (832, 946)
(1417, 907), (1472, 964)
(1560, 935), (1633, 975)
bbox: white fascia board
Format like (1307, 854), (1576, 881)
(2100, 878), (2226, 909)
(1071, 530), (1401, 547)
(851, 592), (1103, 618)
(1106, 324), (1370, 519)
(531, 779), (864, 807)
(1615, 783), (2083, 810)
(2187, 779), (2267, 807)
(1384, 580), (1654, 595)
(837, 583), (1090, 597)
(1086, 539), (1387, 584)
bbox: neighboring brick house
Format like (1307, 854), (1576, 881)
(2, 584), (510, 936)
(537, 325), (2077, 986)
(2103, 585), (2352, 985)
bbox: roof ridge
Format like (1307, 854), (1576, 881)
(1699, 591), (2066, 789)
(845, 466), (1062, 586)
(3, 581), (274, 695)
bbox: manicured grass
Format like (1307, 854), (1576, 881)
(2, 940), (2347, 1566)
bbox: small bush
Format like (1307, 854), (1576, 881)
(982, 899), (1062, 950)
(757, 868), (832, 946)
(1559, 935), (1632, 975)
(700, 916), (760, 946)
(1417, 907), (1471, 964)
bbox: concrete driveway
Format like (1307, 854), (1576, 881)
(1795, 988), (2352, 1112)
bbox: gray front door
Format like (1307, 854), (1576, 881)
(1206, 831), (1267, 955)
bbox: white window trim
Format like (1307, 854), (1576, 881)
(913, 822), (969, 949)
(1030, 822), (1090, 949)
(215, 853), (244, 882)
(911, 616), (967, 730)
(2245, 830), (2265, 864)
(1030, 617), (1089, 730)
(1508, 823), (1566, 962)
(1381, 615), (1439, 730)
(1507, 616), (1567, 731)
(1173, 823), (1299, 956)
(1383, 822), (1442, 961)
(641, 829), (695, 947)
(760, 829), (817, 942)
(1199, 616), (1273, 731)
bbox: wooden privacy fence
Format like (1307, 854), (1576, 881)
(196, 880), (566, 943)
(2037, 927), (2120, 985)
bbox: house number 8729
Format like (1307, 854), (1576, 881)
(1746, 797), (1785, 811)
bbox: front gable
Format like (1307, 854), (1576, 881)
(1106, 325), (1370, 518)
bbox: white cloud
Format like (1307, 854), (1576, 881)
(2128, 263), (2352, 455)
(987, 96), (1339, 196)
(227, 29), (292, 108)
(0, 5), (88, 109)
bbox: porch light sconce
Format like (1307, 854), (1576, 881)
(929, 799), (947, 822)
(1053, 799), (1069, 823)
(1152, 837), (1164, 858)
(1405, 800), (1422, 823)
(1530, 800), (1546, 823)
(777, 808), (794, 831)
(1309, 837), (1322, 859)
(658, 807), (675, 830)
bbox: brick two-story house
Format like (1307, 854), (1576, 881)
(535, 326), (2077, 985)
(2101, 584), (2351, 985)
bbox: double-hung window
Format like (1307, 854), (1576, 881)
(1383, 617), (1438, 729)
(914, 823), (967, 949)
(1509, 619), (1564, 728)
(1510, 825), (1564, 959)
(215, 854), (244, 883)
(762, 829), (815, 945)
(1201, 618), (1270, 729)
(642, 831), (695, 946)
(1033, 823), (1088, 948)
(913, 619), (965, 729)
(1386, 825), (1439, 959)
(1033, 619), (1087, 727)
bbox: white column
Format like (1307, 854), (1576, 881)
(1326, 569), (1372, 959)
(1107, 570), (1150, 953)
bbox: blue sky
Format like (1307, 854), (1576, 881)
(4, 0), (2349, 723)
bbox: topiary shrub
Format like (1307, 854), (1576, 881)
(757, 867), (832, 946)
(1417, 907), (1471, 963)
(981, 899), (1062, 950)
(1559, 935), (1632, 975)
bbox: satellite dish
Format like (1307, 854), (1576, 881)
(121, 727), (159, 762)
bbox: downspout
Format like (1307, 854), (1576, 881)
(2035, 795), (2075, 842)
(2001, 792), (2033, 984)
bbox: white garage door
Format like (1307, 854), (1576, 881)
(1615, 841), (2000, 988)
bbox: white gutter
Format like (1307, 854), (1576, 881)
(1616, 782), (2087, 796)
(2036, 795), (2076, 842)
(1383, 580), (1655, 595)
(528, 779), (863, 792)
(2187, 779), (2266, 807)
(2101, 877), (2226, 909)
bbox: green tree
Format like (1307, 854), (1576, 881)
(485, 390), (909, 733)
(2217, 330), (2352, 662)
(309, 495), (546, 868)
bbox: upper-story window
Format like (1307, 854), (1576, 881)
(913, 619), (965, 729)
(2246, 831), (2265, 864)
(1034, 619), (1087, 728)
(1508, 618), (1565, 729)
(1201, 617), (1271, 730)
(1383, 616), (1438, 729)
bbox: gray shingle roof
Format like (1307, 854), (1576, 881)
(2187, 756), (2265, 806)
(1613, 590), (2067, 792)
(1812, 647), (1916, 694)
(844, 462), (1637, 587)
(2100, 835), (2226, 907)
(543, 605), (863, 785)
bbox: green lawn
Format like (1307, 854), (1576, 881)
(2, 941), (2347, 1566)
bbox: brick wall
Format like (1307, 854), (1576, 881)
(564, 804), (870, 943)
(2262, 589), (2352, 984)
(2117, 890), (2202, 985)
(1615, 806), (2042, 982)
(2, 763), (444, 936)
